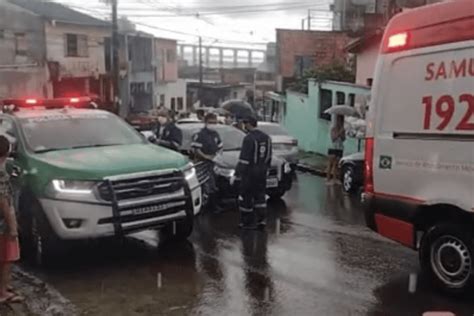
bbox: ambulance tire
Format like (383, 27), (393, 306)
(420, 223), (474, 295)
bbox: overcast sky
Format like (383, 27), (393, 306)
(53, 0), (334, 48)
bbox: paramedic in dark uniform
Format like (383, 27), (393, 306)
(154, 109), (183, 152)
(236, 116), (272, 229)
(192, 113), (223, 213)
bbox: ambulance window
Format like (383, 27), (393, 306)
(336, 92), (345, 105)
(319, 89), (332, 121)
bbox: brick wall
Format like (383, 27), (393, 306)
(276, 29), (351, 79)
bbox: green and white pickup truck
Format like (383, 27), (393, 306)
(0, 102), (201, 265)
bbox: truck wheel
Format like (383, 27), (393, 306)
(420, 223), (474, 295)
(342, 165), (356, 194)
(160, 218), (194, 243)
(23, 199), (62, 266)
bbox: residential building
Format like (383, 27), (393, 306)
(0, 0), (48, 99)
(282, 80), (370, 155)
(187, 81), (247, 108)
(154, 37), (186, 113)
(7, 0), (111, 103)
(345, 30), (382, 85)
(276, 29), (351, 91)
(113, 29), (155, 117)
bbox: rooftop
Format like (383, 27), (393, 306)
(8, 0), (110, 27)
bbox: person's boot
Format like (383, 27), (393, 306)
(256, 209), (267, 228)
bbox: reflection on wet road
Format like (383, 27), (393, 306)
(31, 174), (473, 316)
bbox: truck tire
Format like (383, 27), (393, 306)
(160, 217), (194, 243)
(420, 223), (474, 295)
(21, 198), (62, 267)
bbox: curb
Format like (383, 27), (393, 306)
(296, 163), (327, 177)
(12, 266), (79, 316)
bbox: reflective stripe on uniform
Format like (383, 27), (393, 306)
(255, 203), (267, 209)
(238, 196), (244, 201)
(239, 206), (253, 213)
(239, 159), (249, 165)
(191, 142), (203, 148)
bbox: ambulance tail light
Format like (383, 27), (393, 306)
(25, 98), (38, 105)
(388, 32), (408, 48)
(69, 97), (80, 103)
(364, 137), (374, 194)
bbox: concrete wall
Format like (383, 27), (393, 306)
(0, 0), (48, 98)
(283, 80), (370, 156)
(276, 29), (351, 79)
(155, 38), (178, 82)
(45, 22), (108, 78)
(155, 79), (186, 112)
(355, 40), (380, 85)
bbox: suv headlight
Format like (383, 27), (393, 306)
(284, 163), (292, 174)
(183, 165), (196, 181)
(214, 166), (235, 178)
(46, 180), (99, 202)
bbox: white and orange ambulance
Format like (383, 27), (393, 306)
(364, 0), (474, 294)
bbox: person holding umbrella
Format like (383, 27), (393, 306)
(326, 115), (346, 185)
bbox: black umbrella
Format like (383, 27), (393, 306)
(220, 99), (255, 120)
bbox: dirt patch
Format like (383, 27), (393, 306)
(0, 267), (78, 316)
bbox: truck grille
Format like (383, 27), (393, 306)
(98, 171), (184, 202)
(195, 161), (210, 185)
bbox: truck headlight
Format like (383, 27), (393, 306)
(52, 180), (96, 194)
(45, 180), (99, 202)
(214, 166), (235, 178)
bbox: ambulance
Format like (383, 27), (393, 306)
(364, 0), (474, 294)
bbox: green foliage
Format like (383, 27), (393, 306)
(289, 62), (355, 94)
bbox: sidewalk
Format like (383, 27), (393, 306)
(296, 151), (328, 177)
(0, 267), (78, 316)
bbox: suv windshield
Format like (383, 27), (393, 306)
(20, 112), (145, 153)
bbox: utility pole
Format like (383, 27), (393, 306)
(198, 36), (203, 108)
(111, 0), (120, 114)
(307, 9), (311, 30)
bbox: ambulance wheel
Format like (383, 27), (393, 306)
(342, 165), (356, 194)
(420, 223), (474, 295)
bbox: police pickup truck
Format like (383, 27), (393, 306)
(0, 98), (201, 265)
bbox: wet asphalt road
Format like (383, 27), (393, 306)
(29, 174), (473, 316)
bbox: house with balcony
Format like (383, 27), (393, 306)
(7, 0), (111, 104)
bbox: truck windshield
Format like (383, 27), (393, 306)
(20, 113), (145, 153)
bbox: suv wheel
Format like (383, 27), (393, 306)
(420, 223), (474, 295)
(160, 217), (194, 243)
(342, 165), (356, 194)
(22, 199), (62, 266)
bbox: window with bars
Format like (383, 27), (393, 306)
(65, 34), (88, 57)
(15, 33), (27, 56)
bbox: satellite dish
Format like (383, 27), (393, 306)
(396, 0), (427, 8)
